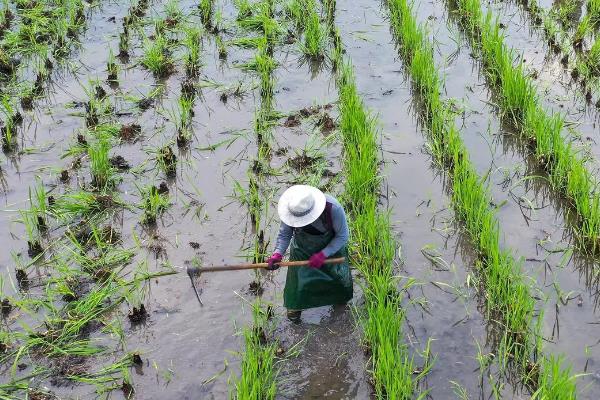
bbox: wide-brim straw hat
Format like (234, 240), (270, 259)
(277, 185), (326, 228)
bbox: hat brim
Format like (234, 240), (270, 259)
(277, 185), (326, 228)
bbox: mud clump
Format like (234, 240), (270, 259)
(128, 304), (148, 324)
(50, 356), (87, 385)
(248, 280), (264, 296)
(15, 269), (29, 289)
(299, 106), (320, 117)
(59, 169), (70, 183)
(157, 182), (169, 195)
(131, 353), (143, 366)
(288, 153), (320, 172)
(27, 241), (43, 257)
(109, 155), (130, 171)
(122, 381), (134, 398)
(137, 97), (154, 111)
(318, 113), (336, 133)
(27, 389), (57, 400)
(283, 114), (300, 127)
(189, 241), (200, 249)
(1, 298), (13, 316)
(77, 133), (87, 146)
(120, 123), (141, 141)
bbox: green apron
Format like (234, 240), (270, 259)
(283, 224), (353, 310)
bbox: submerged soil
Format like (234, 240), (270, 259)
(2, 0), (600, 398)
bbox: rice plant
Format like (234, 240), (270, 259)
(183, 25), (202, 76)
(107, 49), (119, 82)
(302, 10), (326, 59)
(139, 185), (170, 225)
(0, 95), (18, 151)
(199, 0), (213, 29)
(141, 35), (175, 78)
(88, 134), (115, 189)
(233, 300), (278, 399)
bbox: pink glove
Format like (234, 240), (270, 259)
(309, 251), (326, 268)
(266, 252), (282, 270)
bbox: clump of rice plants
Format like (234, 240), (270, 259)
(119, 32), (129, 58)
(141, 35), (175, 78)
(302, 10), (326, 59)
(88, 134), (116, 189)
(107, 49), (119, 82)
(233, 300), (278, 399)
(199, 0), (213, 29)
(157, 145), (177, 177)
(183, 25), (202, 76)
(0, 93), (20, 132)
(165, 0), (183, 25)
(139, 185), (170, 225)
(170, 95), (195, 147)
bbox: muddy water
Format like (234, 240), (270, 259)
(4, 0), (600, 399)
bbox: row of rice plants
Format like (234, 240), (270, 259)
(510, 0), (600, 104)
(386, 0), (577, 395)
(448, 0), (600, 258)
(326, 27), (430, 397)
(232, 0), (281, 397)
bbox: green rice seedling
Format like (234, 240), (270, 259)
(19, 210), (43, 257)
(199, 0), (213, 29)
(141, 35), (175, 78)
(585, 39), (600, 74)
(139, 185), (170, 225)
(183, 25), (202, 76)
(119, 32), (129, 58)
(302, 11), (326, 59)
(88, 134), (116, 190)
(28, 177), (49, 233)
(216, 35), (228, 59)
(157, 145), (177, 177)
(234, 300), (278, 399)
(235, 0), (255, 20)
(0, 95), (17, 151)
(589, 0), (600, 25)
(285, 0), (314, 28)
(551, 0), (580, 28)
(170, 95), (195, 147)
(107, 49), (119, 82)
(165, 0), (183, 25)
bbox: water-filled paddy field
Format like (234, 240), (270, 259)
(2, 0), (600, 398)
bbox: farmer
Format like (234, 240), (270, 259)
(266, 185), (353, 323)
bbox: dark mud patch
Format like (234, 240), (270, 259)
(287, 153), (322, 172)
(128, 304), (148, 324)
(248, 280), (264, 296)
(109, 155), (131, 171)
(317, 113), (336, 133)
(120, 123), (141, 141)
(28, 389), (58, 400)
(1, 298), (13, 316)
(50, 356), (87, 386)
(283, 114), (301, 127)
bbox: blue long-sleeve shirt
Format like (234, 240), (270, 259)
(275, 194), (349, 257)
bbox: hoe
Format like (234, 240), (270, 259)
(185, 257), (346, 306)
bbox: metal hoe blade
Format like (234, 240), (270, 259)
(186, 267), (203, 307)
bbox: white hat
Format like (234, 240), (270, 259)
(277, 185), (326, 228)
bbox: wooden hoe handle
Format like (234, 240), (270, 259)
(187, 257), (346, 275)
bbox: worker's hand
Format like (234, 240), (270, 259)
(309, 251), (326, 268)
(266, 252), (283, 271)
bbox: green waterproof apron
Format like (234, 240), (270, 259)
(283, 206), (353, 310)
